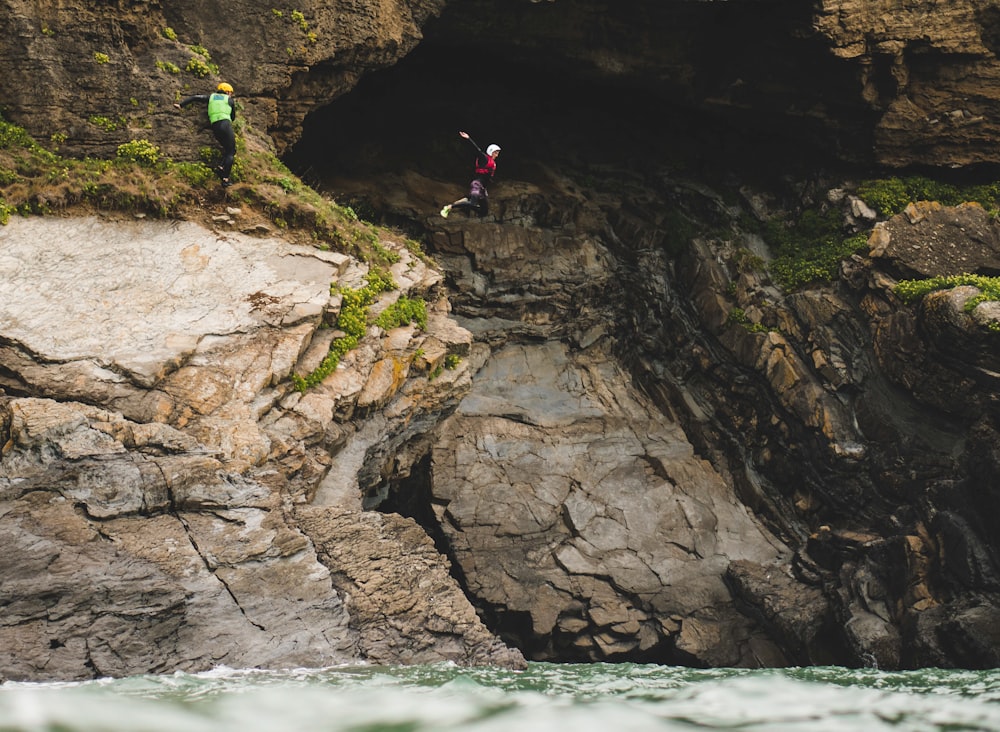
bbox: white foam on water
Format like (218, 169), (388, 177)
(2, 663), (999, 732)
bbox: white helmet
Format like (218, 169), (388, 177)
(486, 144), (501, 156)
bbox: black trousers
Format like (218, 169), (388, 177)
(210, 119), (236, 179)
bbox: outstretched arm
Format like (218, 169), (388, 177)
(175, 94), (208, 110)
(459, 130), (485, 156)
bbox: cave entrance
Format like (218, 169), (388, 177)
(283, 4), (864, 220)
(283, 41), (708, 195)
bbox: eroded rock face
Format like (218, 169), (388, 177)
(0, 397), (357, 678)
(6, 0), (1000, 169)
(430, 341), (789, 665)
(0, 214), (525, 680)
(0, 0), (445, 159)
(6, 0), (1000, 678)
(297, 507), (525, 667)
(333, 138), (1000, 670)
(814, 0), (1000, 167)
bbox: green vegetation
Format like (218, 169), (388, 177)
(272, 8), (311, 32)
(185, 57), (213, 78)
(93, 52), (110, 64)
(88, 115), (121, 132)
(162, 27), (178, 41)
(375, 296), (427, 331)
(271, 7), (317, 53)
(857, 175), (1000, 217)
(0, 111), (399, 262)
(292, 270), (405, 392)
(156, 60), (181, 75)
(188, 44), (212, 60)
(895, 274), (1000, 331)
(726, 307), (771, 333)
(116, 139), (161, 167)
(763, 206), (869, 291)
(0, 117), (40, 149)
(185, 45), (219, 77)
(861, 175), (1000, 331)
(290, 9), (309, 31)
(757, 175), (1000, 293)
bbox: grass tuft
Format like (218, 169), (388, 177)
(0, 112), (399, 262)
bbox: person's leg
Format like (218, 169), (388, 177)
(441, 198), (462, 217)
(212, 120), (236, 183)
(442, 197), (473, 217)
(465, 194), (482, 218)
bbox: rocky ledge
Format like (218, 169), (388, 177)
(0, 212), (524, 680)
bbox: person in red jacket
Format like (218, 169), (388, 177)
(175, 82), (237, 187)
(441, 131), (501, 219)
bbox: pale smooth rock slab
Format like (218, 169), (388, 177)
(0, 216), (342, 385)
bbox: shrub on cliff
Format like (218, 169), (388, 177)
(762, 174), (1000, 292)
(858, 176), (1000, 217)
(291, 269), (424, 392)
(116, 139), (162, 167)
(895, 273), (1000, 330)
(763, 207), (869, 291)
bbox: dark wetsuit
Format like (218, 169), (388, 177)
(453, 139), (496, 217)
(179, 92), (236, 181)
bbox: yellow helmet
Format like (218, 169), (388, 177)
(217, 82), (234, 94)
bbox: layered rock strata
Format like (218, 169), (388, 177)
(337, 160), (1000, 669)
(4, 0), (1000, 678)
(0, 214), (524, 680)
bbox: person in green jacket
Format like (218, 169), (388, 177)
(175, 82), (237, 187)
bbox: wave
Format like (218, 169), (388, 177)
(2, 663), (1000, 731)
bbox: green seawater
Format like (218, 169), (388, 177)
(2, 663), (1000, 731)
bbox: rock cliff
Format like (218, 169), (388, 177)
(7, 0), (1000, 168)
(3, 0), (1000, 681)
(0, 215), (523, 678)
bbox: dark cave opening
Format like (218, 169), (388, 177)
(283, 1), (873, 209)
(284, 41), (758, 190)
(378, 453), (549, 656)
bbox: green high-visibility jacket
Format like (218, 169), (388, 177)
(207, 93), (234, 124)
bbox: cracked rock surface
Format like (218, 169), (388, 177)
(0, 215), (524, 680)
(431, 341), (789, 664)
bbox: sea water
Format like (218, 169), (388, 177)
(2, 663), (1000, 732)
